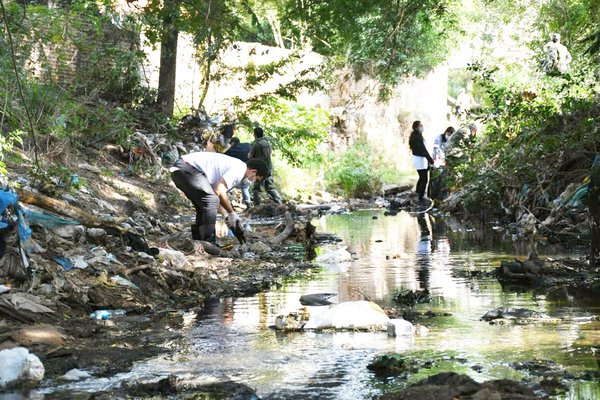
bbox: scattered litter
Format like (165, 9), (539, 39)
(89, 309), (126, 320)
(4, 292), (55, 314)
(158, 248), (187, 269)
(54, 256), (74, 271)
(0, 284), (11, 294)
(110, 275), (139, 290)
(73, 256), (89, 269)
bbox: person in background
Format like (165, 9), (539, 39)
(433, 126), (455, 167)
(409, 121), (434, 204)
(225, 137), (253, 208)
(170, 152), (268, 242)
(248, 127), (283, 205)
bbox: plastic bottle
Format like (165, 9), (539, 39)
(89, 309), (126, 320)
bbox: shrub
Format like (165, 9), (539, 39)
(325, 140), (400, 198)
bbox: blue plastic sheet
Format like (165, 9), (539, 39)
(0, 190), (18, 229)
(54, 256), (74, 271)
(22, 209), (80, 229)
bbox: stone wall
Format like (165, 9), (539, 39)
(329, 68), (448, 171)
(143, 36), (448, 171)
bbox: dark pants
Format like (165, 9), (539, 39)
(171, 159), (219, 241)
(252, 175), (282, 204)
(416, 168), (429, 200)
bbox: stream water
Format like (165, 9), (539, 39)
(26, 210), (600, 399)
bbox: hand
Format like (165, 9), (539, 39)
(226, 212), (239, 229)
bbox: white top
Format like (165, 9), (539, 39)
(182, 152), (246, 190)
(412, 156), (429, 170)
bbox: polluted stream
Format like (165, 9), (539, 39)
(25, 210), (600, 399)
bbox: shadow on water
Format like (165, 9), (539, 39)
(22, 210), (599, 399)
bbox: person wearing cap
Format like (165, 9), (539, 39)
(248, 127), (282, 204)
(170, 152), (268, 242)
(225, 137), (253, 208)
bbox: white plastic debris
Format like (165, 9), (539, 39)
(303, 301), (391, 331)
(315, 247), (352, 265)
(158, 248), (187, 269)
(61, 368), (92, 381)
(0, 347), (45, 387)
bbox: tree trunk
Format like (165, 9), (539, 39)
(157, 2), (179, 117)
(587, 154), (600, 267)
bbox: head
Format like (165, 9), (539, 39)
(551, 33), (560, 43)
(229, 137), (240, 145)
(221, 123), (236, 138)
(444, 126), (455, 138)
(246, 159), (269, 182)
(412, 120), (424, 134)
(468, 123), (478, 136)
(253, 126), (264, 138)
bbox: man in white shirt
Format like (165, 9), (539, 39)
(170, 152), (268, 242)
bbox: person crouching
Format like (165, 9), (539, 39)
(170, 152), (268, 242)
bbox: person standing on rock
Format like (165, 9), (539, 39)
(248, 127), (283, 205)
(409, 121), (434, 204)
(170, 152), (269, 242)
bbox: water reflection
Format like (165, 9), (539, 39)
(31, 210), (599, 399)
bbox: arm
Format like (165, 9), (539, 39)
(214, 178), (235, 214)
(418, 137), (434, 164)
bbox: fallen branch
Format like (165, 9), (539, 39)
(15, 188), (127, 230)
(270, 212), (295, 246)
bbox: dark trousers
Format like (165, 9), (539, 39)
(171, 159), (219, 240)
(416, 168), (429, 200)
(252, 175), (282, 204)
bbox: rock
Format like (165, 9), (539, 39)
(0, 347), (45, 387)
(387, 318), (414, 337)
(87, 228), (107, 240)
(299, 293), (337, 306)
(382, 184), (411, 197)
(249, 241), (272, 253)
(61, 368), (92, 381)
(367, 354), (412, 376)
(303, 301), (391, 331)
(481, 307), (545, 322)
(394, 289), (430, 306)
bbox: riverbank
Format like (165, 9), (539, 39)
(0, 152), (358, 389)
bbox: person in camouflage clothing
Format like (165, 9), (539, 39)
(248, 127), (282, 205)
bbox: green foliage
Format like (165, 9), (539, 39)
(236, 97), (330, 166)
(282, 0), (464, 86)
(0, 130), (23, 176)
(325, 140), (400, 198)
(449, 61), (599, 221)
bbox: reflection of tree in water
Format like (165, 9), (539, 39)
(416, 215), (432, 290)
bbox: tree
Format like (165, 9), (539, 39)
(281, 0), (463, 88)
(156, 0), (178, 117)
